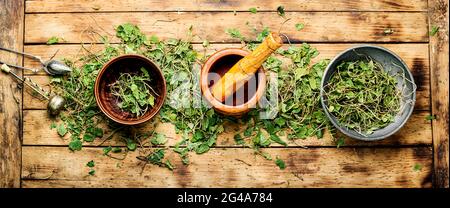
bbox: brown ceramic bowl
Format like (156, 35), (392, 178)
(200, 48), (266, 117)
(94, 54), (166, 125)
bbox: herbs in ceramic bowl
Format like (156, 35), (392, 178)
(109, 67), (159, 118)
(323, 58), (402, 135)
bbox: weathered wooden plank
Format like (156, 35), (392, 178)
(0, 0), (24, 188)
(22, 109), (432, 147)
(21, 43), (431, 110)
(21, 146), (433, 188)
(429, 0), (449, 188)
(23, 43), (431, 75)
(24, 12), (428, 43)
(25, 0), (428, 13)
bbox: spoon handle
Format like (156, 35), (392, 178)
(1, 64), (49, 100)
(0, 46), (43, 62)
(0, 60), (40, 73)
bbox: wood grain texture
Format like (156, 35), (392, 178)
(20, 42), (433, 148)
(25, 0), (428, 13)
(429, 0), (449, 188)
(18, 0), (442, 189)
(21, 43), (430, 110)
(21, 146), (433, 188)
(0, 0), (24, 188)
(22, 109), (432, 147)
(24, 12), (429, 43)
(22, 43), (431, 76)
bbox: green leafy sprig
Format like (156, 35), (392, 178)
(109, 67), (158, 118)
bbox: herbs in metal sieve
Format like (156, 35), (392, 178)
(323, 57), (415, 136)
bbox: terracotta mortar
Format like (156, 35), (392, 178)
(200, 48), (266, 117)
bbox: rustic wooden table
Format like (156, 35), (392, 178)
(1, 0), (448, 188)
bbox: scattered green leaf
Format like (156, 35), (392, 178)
(256, 27), (270, 42)
(226, 28), (245, 41)
(103, 146), (112, 155)
(195, 143), (210, 154)
(83, 134), (95, 142)
(68, 139), (82, 151)
(249, 7), (257, 14)
(165, 160), (175, 171)
(336, 137), (345, 148)
(430, 25), (440, 36)
(425, 114), (436, 121)
(150, 133), (167, 145)
(295, 23), (304, 31)
(50, 122), (57, 129)
(277, 6), (285, 17)
(88, 169), (95, 176)
(234, 134), (245, 145)
(51, 78), (62, 83)
(275, 157), (286, 170)
(47, 36), (60, 45)
(112, 147), (122, 153)
(259, 151), (272, 160)
(413, 163), (422, 172)
(253, 131), (271, 147)
(202, 40), (209, 48)
(57, 123), (67, 137)
(93, 128), (103, 138)
(86, 160), (95, 168)
(270, 134), (287, 146)
(142, 149), (175, 171)
(126, 138), (137, 151)
(147, 149), (165, 165)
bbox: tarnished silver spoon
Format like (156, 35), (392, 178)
(0, 46), (72, 75)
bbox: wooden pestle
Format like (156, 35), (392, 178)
(211, 32), (283, 102)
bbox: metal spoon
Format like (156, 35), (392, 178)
(0, 46), (72, 75)
(1, 63), (65, 116)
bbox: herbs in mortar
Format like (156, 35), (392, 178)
(109, 67), (158, 117)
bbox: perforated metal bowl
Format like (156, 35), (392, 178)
(320, 45), (416, 141)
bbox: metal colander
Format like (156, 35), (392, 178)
(320, 45), (417, 141)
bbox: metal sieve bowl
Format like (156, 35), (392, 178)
(320, 45), (417, 141)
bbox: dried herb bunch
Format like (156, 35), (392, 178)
(109, 67), (158, 117)
(323, 59), (402, 135)
(144, 30), (224, 161)
(272, 45), (331, 140)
